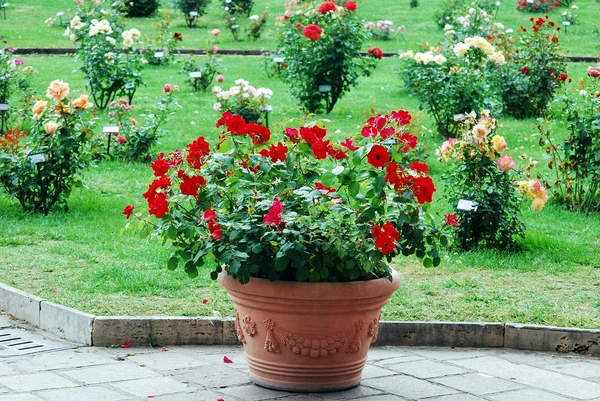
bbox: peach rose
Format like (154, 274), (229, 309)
(491, 135), (507, 153)
(44, 121), (60, 135)
(72, 95), (93, 110)
(32, 100), (49, 119)
(46, 80), (70, 101)
(496, 155), (515, 172)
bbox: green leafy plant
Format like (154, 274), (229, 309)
(107, 84), (180, 162)
(141, 15), (182, 66)
(174, 0), (210, 28)
(438, 110), (547, 250)
(410, 0), (419, 7)
(0, 80), (96, 214)
(247, 12), (268, 41)
(499, 16), (568, 119)
(398, 36), (505, 138)
(221, 0), (254, 16)
(364, 20), (401, 41)
(434, 0), (501, 29)
(276, 0), (380, 114)
(212, 79), (272, 124)
(538, 70), (600, 213)
(67, 0), (144, 110)
(124, 109), (451, 284)
(0, 45), (36, 132)
(125, 0), (160, 18)
(181, 29), (222, 92)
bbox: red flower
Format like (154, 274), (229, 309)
(551, 36), (559, 43)
(344, 1), (357, 11)
(372, 224), (383, 238)
(303, 24), (323, 41)
(225, 115), (247, 135)
(163, 84), (172, 93)
(216, 111), (233, 127)
(410, 161), (430, 174)
(284, 127), (300, 143)
(246, 123), (271, 146)
(300, 126), (326, 145)
(367, 145), (390, 168)
(318, 1), (337, 14)
(521, 66), (531, 75)
(361, 125), (378, 138)
(116, 136), (127, 144)
(390, 110), (412, 126)
(200, 209), (217, 222)
(410, 176), (436, 204)
(208, 221), (222, 240)
(122, 205), (134, 219)
(315, 182), (337, 196)
(180, 175), (206, 198)
(151, 156), (170, 177)
(340, 137), (359, 151)
(373, 221), (400, 255)
(400, 134), (418, 153)
(148, 193), (169, 218)
(328, 147), (348, 160)
(382, 221), (400, 241)
(264, 142), (288, 163)
(202, 299), (209, 304)
(444, 213), (460, 227)
(186, 136), (210, 169)
(312, 139), (330, 159)
(223, 356), (233, 364)
(167, 150), (183, 167)
(263, 198), (284, 227)
(380, 127), (395, 139)
(558, 73), (568, 82)
(385, 162), (401, 186)
(368, 47), (384, 60)
(143, 175), (172, 206)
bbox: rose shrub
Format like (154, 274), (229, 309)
(434, 0), (501, 29)
(124, 110), (451, 283)
(212, 79), (272, 124)
(125, 0), (160, 18)
(0, 80), (96, 214)
(221, 0), (254, 16)
(276, 0), (380, 114)
(174, 0), (210, 28)
(438, 110), (547, 250)
(141, 15), (182, 66)
(516, 0), (562, 13)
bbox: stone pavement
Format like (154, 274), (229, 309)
(2, 337), (600, 401)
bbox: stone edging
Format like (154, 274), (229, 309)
(1, 282), (599, 355)
(11, 47), (600, 62)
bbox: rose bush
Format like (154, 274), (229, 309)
(276, 0), (380, 114)
(212, 79), (272, 124)
(124, 109), (451, 283)
(174, 0), (210, 28)
(0, 80), (96, 214)
(438, 110), (547, 250)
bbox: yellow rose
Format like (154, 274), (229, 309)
(491, 135), (507, 153)
(44, 121), (60, 135)
(46, 80), (70, 101)
(32, 100), (49, 119)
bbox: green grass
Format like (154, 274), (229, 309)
(0, 53), (599, 328)
(3, 0), (600, 55)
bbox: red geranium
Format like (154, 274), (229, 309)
(344, 1), (357, 11)
(303, 24), (323, 41)
(367, 144), (390, 168)
(318, 1), (337, 14)
(368, 47), (384, 60)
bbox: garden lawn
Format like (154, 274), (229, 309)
(0, 54), (599, 326)
(2, 0), (600, 56)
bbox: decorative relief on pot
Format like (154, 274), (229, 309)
(235, 310), (245, 344)
(242, 315), (256, 337)
(262, 318), (365, 357)
(368, 314), (381, 343)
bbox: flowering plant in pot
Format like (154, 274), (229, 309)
(124, 109), (450, 391)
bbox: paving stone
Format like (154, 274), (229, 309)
(410, 347), (492, 361)
(451, 356), (600, 400)
(217, 384), (292, 400)
(0, 363), (14, 376)
(61, 362), (161, 384)
(126, 349), (212, 371)
(0, 386), (6, 394)
(36, 385), (131, 401)
(0, 395), (46, 401)
(428, 395), (487, 401)
(313, 384), (383, 399)
(496, 348), (583, 367)
(487, 388), (576, 401)
(363, 375), (458, 399)
(361, 364), (398, 379)
(7, 349), (118, 372)
(432, 373), (525, 395)
(367, 347), (415, 361)
(350, 395), (407, 401)
(194, 348), (249, 370)
(175, 364), (251, 388)
(110, 376), (189, 398)
(383, 359), (467, 379)
(266, 395), (327, 401)
(372, 355), (425, 366)
(546, 361), (600, 378)
(153, 390), (239, 401)
(0, 372), (78, 392)
(0, 315), (15, 329)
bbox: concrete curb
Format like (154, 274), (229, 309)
(1, 282), (599, 354)
(11, 47), (600, 62)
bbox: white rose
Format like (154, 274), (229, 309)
(433, 54), (447, 65)
(106, 36), (116, 45)
(422, 52), (434, 65)
(453, 42), (471, 57)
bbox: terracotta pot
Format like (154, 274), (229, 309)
(218, 269), (400, 392)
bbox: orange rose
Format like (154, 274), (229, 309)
(32, 100), (49, 119)
(73, 95), (93, 110)
(44, 121), (60, 135)
(46, 80), (70, 101)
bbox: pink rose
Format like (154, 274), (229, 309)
(497, 155), (515, 172)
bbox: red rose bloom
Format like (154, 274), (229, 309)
(382, 221), (400, 241)
(263, 198), (284, 227)
(303, 24), (323, 41)
(122, 205), (134, 219)
(367, 144), (390, 168)
(410, 161), (430, 174)
(151, 156), (170, 177)
(551, 36), (559, 43)
(368, 47), (384, 60)
(558, 73), (568, 82)
(225, 115), (247, 135)
(344, 1), (357, 11)
(373, 221), (400, 255)
(521, 66), (531, 75)
(200, 209), (217, 221)
(284, 128), (300, 143)
(246, 123), (271, 146)
(216, 111), (233, 127)
(116, 136), (127, 144)
(318, 1), (337, 14)
(410, 176), (436, 204)
(444, 213), (460, 227)
(312, 139), (330, 159)
(328, 147), (348, 160)
(261, 142), (288, 163)
(148, 193), (169, 218)
(208, 220), (222, 240)
(180, 175), (206, 198)
(186, 136), (211, 169)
